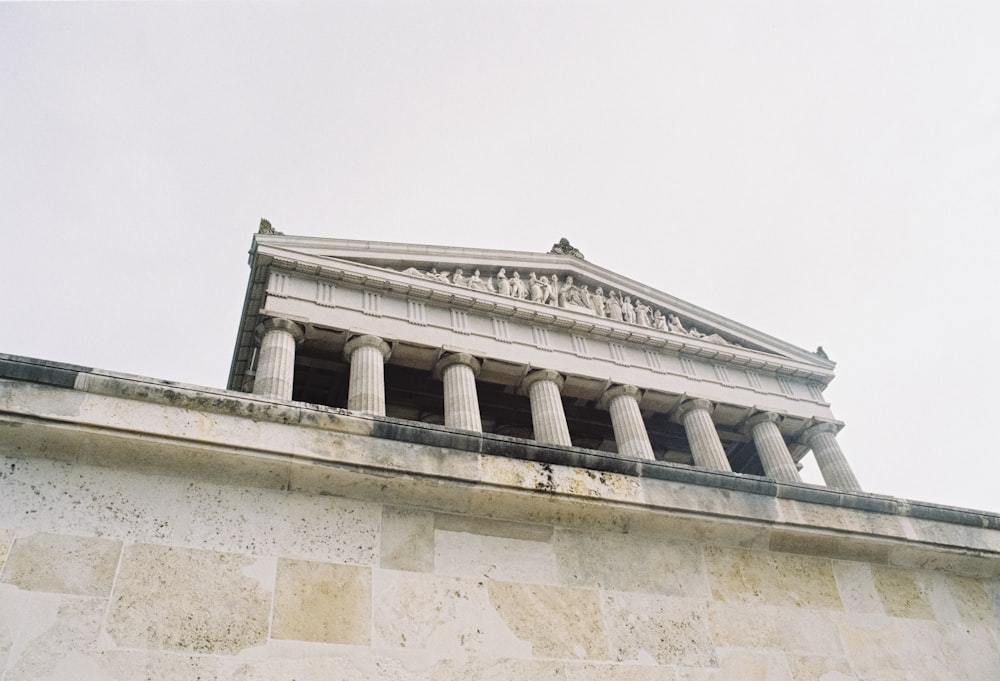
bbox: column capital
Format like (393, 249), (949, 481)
(518, 369), (565, 395)
(801, 421), (842, 444)
(254, 317), (305, 344)
(433, 352), (482, 380)
(343, 335), (391, 363)
(598, 384), (640, 410)
(743, 411), (781, 433)
(674, 398), (714, 420)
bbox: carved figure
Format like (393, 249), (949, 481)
(496, 268), (511, 297)
(653, 310), (668, 331)
(622, 296), (636, 324)
(578, 284), (591, 309)
(401, 267), (424, 278)
(467, 269), (488, 291)
(548, 237), (585, 260)
(667, 313), (686, 334)
(607, 291), (623, 321)
(548, 275), (560, 306)
(452, 268), (467, 287)
(510, 271), (527, 299)
(635, 300), (652, 327)
(529, 273), (544, 303)
(590, 287), (607, 317)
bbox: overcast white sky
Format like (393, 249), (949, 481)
(2, 2), (998, 513)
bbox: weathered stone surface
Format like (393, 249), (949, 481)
(707, 602), (845, 656)
(430, 656), (565, 680)
(0, 528), (13, 572)
(601, 592), (716, 666)
(373, 570), (528, 657)
(678, 648), (793, 681)
(0, 588), (104, 681)
(783, 654), (856, 681)
(272, 558), (372, 645)
(564, 662), (682, 681)
(227, 647), (428, 681)
(832, 560), (886, 614)
(381, 506), (435, 572)
(869, 565), (935, 620)
(488, 581), (608, 659)
(704, 546), (843, 609)
(1, 533), (121, 596)
(553, 528), (708, 596)
(835, 614), (948, 678)
(106, 543), (271, 654)
(179, 481), (380, 565)
(434, 529), (558, 583)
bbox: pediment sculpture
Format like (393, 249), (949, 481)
(395, 264), (739, 347)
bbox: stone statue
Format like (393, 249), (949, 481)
(451, 268), (467, 287)
(590, 287), (607, 317)
(653, 310), (668, 331)
(496, 268), (511, 297)
(529, 273), (544, 303)
(667, 313), (686, 334)
(607, 291), (623, 321)
(622, 296), (636, 324)
(510, 271), (527, 299)
(258, 218), (281, 235)
(634, 300), (652, 327)
(467, 269), (488, 291)
(548, 275), (560, 306)
(548, 237), (585, 260)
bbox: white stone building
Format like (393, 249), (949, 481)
(0, 228), (997, 680)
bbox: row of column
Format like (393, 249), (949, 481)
(252, 321), (860, 491)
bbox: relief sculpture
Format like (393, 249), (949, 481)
(393, 262), (738, 346)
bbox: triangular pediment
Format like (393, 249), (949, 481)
(250, 234), (833, 371)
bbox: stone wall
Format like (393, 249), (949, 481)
(1, 357), (998, 680)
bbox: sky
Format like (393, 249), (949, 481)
(2, 1), (998, 513)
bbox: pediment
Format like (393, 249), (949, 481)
(252, 234), (833, 370)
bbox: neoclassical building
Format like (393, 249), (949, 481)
(233, 229), (859, 489)
(1, 226), (997, 680)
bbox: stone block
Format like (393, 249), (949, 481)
(381, 506), (435, 572)
(1, 533), (121, 597)
(272, 558), (372, 645)
(835, 613), (948, 678)
(942, 574), (998, 628)
(488, 580), (608, 659)
(869, 565), (935, 620)
(832, 560), (886, 615)
(601, 592), (716, 666)
(564, 662), (682, 680)
(434, 529), (558, 583)
(783, 654), (855, 681)
(373, 570), (528, 657)
(106, 543), (271, 654)
(678, 648), (793, 681)
(0, 528), (13, 573)
(704, 546), (842, 609)
(0, 589), (104, 681)
(430, 656), (566, 681)
(706, 602), (844, 656)
(553, 528), (708, 597)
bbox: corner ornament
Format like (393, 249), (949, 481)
(548, 238), (585, 260)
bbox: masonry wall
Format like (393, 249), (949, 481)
(1, 360), (999, 680)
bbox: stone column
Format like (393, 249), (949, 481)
(343, 335), (391, 416)
(675, 399), (732, 472)
(519, 370), (572, 447)
(433, 353), (483, 432)
(745, 412), (801, 483)
(253, 318), (305, 400)
(803, 423), (862, 491)
(599, 385), (654, 460)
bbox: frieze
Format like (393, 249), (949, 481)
(394, 264), (741, 348)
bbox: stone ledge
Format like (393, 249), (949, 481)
(2, 353), (999, 577)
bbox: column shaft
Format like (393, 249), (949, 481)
(344, 335), (391, 416)
(522, 371), (572, 447)
(678, 400), (732, 472)
(253, 318), (304, 400)
(749, 414), (801, 483)
(807, 427), (862, 491)
(603, 386), (654, 460)
(436, 354), (483, 432)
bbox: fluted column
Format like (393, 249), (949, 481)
(519, 370), (572, 447)
(803, 423), (862, 491)
(433, 353), (483, 432)
(253, 318), (305, 400)
(745, 412), (801, 483)
(675, 399), (732, 472)
(343, 335), (391, 416)
(599, 385), (654, 460)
